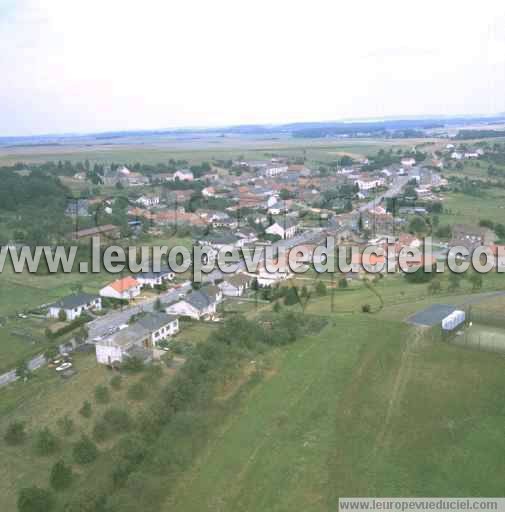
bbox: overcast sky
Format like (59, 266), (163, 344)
(2, 0), (505, 136)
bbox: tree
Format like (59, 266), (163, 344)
(4, 420), (26, 445)
(79, 400), (93, 418)
(272, 301), (281, 313)
(17, 486), (53, 512)
(94, 384), (110, 404)
(361, 304), (371, 313)
(470, 273), (483, 291)
(315, 281), (327, 296)
(283, 287), (299, 306)
(34, 427), (59, 456)
(16, 359), (31, 380)
(408, 216), (427, 235)
(57, 309), (67, 322)
(49, 460), (73, 491)
(428, 280), (441, 295)
(57, 415), (74, 436)
(448, 272), (462, 291)
(338, 277), (348, 289)
(436, 225), (452, 239)
(110, 375), (122, 390)
(154, 297), (162, 311)
(73, 435), (98, 464)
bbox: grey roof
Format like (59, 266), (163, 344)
(186, 290), (214, 310)
(49, 293), (99, 310)
(407, 304), (456, 327)
(137, 266), (174, 279)
(105, 324), (150, 348)
(136, 312), (178, 331)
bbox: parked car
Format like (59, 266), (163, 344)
(56, 362), (73, 372)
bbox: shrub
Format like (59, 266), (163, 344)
(127, 382), (147, 401)
(79, 400), (93, 418)
(110, 375), (122, 390)
(338, 277), (348, 289)
(92, 419), (110, 443)
(17, 486), (53, 512)
(56, 415), (75, 436)
(33, 427), (59, 456)
(121, 356), (144, 373)
(315, 281), (327, 296)
(73, 435), (98, 464)
(142, 364), (163, 385)
(49, 460), (73, 491)
(103, 407), (132, 432)
(94, 384), (110, 404)
(4, 420), (26, 445)
(361, 304), (371, 313)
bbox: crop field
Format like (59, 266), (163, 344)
(163, 314), (505, 511)
(0, 137), (427, 167)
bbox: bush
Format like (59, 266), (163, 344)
(103, 407), (132, 432)
(92, 419), (110, 443)
(142, 364), (163, 385)
(315, 281), (327, 296)
(79, 400), (93, 418)
(127, 382), (147, 401)
(361, 304), (371, 313)
(33, 427), (59, 456)
(49, 460), (73, 491)
(94, 384), (110, 404)
(18, 486), (53, 512)
(4, 420), (26, 445)
(338, 278), (348, 289)
(121, 356), (144, 373)
(73, 435), (98, 464)
(110, 375), (123, 390)
(56, 415), (74, 436)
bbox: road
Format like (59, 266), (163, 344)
(87, 282), (191, 340)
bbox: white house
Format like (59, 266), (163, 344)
(165, 289), (218, 320)
(400, 157), (416, 167)
(202, 186), (216, 198)
(451, 151), (463, 160)
(174, 169), (194, 181)
(218, 274), (253, 297)
(355, 177), (384, 191)
(136, 268), (175, 288)
(48, 293), (102, 321)
(265, 218), (297, 239)
(135, 312), (179, 344)
(135, 195), (160, 208)
(99, 276), (142, 301)
(263, 164), (288, 177)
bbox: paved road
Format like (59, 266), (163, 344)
(359, 175), (411, 212)
(87, 282), (191, 340)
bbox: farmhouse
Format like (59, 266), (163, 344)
(95, 324), (152, 366)
(99, 276), (142, 301)
(47, 293), (102, 321)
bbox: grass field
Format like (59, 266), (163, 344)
(163, 314), (505, 510)
(438, 188), (505, 227)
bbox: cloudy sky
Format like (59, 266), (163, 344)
(1, 0), (505, 136)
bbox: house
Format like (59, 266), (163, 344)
(255, 255), (293, 287)
(452, 224), (495, 246)
(65, 199), (90, 217)
(218, 274), (253, 297)
(174, 169), (194, 181)
(165, 289), (218, 320)
(135, 267), (175, 288)
(451, 151), (463, 160)
(265, 218), (298, 239)
(400, 157), (416, 167)
(135, 195), (160, 208)
(135, 312), (179, 343)
(95, 312), (179, 366)
(202, 186), (216, 198)
(100, 276), (142, 301)
(48, 293), (102, 321)
(355, 177), (384, 191)
(263, 163), (288, 177)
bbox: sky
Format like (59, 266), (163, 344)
(1, 0), (505, 136)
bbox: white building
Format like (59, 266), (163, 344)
(265, 219), (297, 239)
(48, 293), (101, 321)
(135, 195), (160, 208)
(355, 178), (384, 191)
(174, 169), (194, 181)
(165, 289), (218, 320)
(400, 157), (416, 167)
(136, 268), (175, 288)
